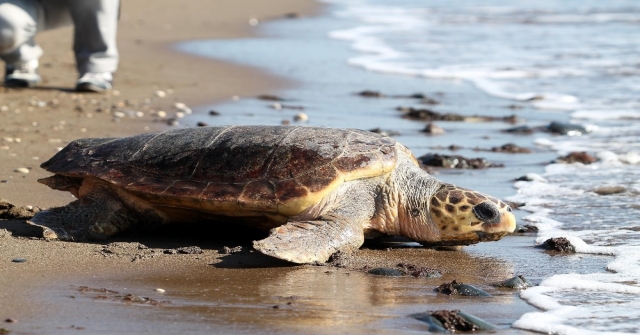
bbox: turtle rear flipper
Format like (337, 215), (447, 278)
(253, 217), (365, 264)
(28, 186), (148, 241)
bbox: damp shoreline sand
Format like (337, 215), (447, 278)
(0, 1), (562, 334)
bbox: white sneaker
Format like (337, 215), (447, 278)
(76, 72), (113, 92)
(5, 59), (41, 88)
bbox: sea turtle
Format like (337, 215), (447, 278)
(29, 126), (516, 264)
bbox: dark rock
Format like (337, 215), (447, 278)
(196, 122), (209, 127)
(593, 186), (626, 195)
(515, 225), (538, 233)
(367, 268), (404, 276)
(257, 94), (286, 101)
(435, 280), (491, 296)
(398, 107), (465, 121)
(421, 123), (445, 135)
(556, 152), (597, 164)
(11, 258), (26, 263)
(540, 237), (576, 252)
(283, 12), (300, 19)
(368, 128), (400, 137)
(421, 97), (440, 105)
(505, 201), (525, 210)
(358, 90), (384, 97)
(547, 121), (590, 136)
(208, 110), (220, 116)
(490, 143), (532, 153)
(503, 125), (536, 134)
(494, 275), (532, 289)
(417, 153), (504, 169)
(413, 310), (497, 332)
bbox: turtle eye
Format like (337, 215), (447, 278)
(472, 202), (500, 224)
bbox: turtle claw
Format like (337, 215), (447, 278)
(28, 209), (90, 241)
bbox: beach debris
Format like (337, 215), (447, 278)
(14, 167), (29, 174)
(0, 199), (40, 219)
(493, 275), (533, 289)
(540, 237), (576, 253)
(173, 102), (192, 114)
(555, 151), (597, 164)
(515, 173), (548, 183)
(271, 103), (305, 110)
(209, 110), (220, 116)
(421, 123), (445, 135)
(176, 246), (203, 254)
(257, 94), (286, 101)
(488, 143), (532, 153)
(368, 128), (400, 137)
(11, 258), (26, 263)
(283, 12), (300, 19)
(397, 262), (441, 278)
(155, 288), (166, 293)
(221, 246), (243, 254)
(435, 280), (491, 296)
(293, 112), (308, 122)
(417, 153), (504, 169)
(412, 310), (497, 332)
(123, 293), (167, 306)
(368, 268), (404, 276)
(593, 186), (626, 195)
(547, 121), (590, 136)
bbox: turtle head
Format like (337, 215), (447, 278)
(426, 183), (516, 245)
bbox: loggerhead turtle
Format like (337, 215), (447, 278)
(29, 126), (516, 264)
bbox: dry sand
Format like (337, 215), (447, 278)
(0, 1), (539, 334)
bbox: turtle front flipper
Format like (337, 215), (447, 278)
(253, 217), (365, 264)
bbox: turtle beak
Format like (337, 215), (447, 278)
(484, 210), (516, 233)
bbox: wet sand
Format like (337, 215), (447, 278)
(0, 1), (556, 334)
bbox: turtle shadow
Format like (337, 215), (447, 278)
(0, 219), (43, 237)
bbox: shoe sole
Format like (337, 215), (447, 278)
(5, 78), (38, 88)
(76, 83), (111, 93)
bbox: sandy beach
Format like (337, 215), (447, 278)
(0, 1), (578, 334)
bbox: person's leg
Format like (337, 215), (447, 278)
(68, 0), (119, 92)
(0, 0), (42, 87)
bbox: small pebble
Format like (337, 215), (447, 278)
(155, 288), (165, 293)
(293, 113), (308, 122)
(155, 90), (166, 98)
(113, 111), (125, 118)
(209, 110), (220, 116)
(12, 258), (27, 263)
(156, 111), (167, 118)
(175, 112), (185, 118)
(249, 18), (259, 26)
(271, 103), (282, 110)
(14, 168), (29, 174)
(4, 318), (16, 323)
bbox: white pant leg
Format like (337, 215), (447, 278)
(68, 0), (119, 74)
(0, 0), (42, 64)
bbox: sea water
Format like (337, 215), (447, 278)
(179, 0), (640, 333)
